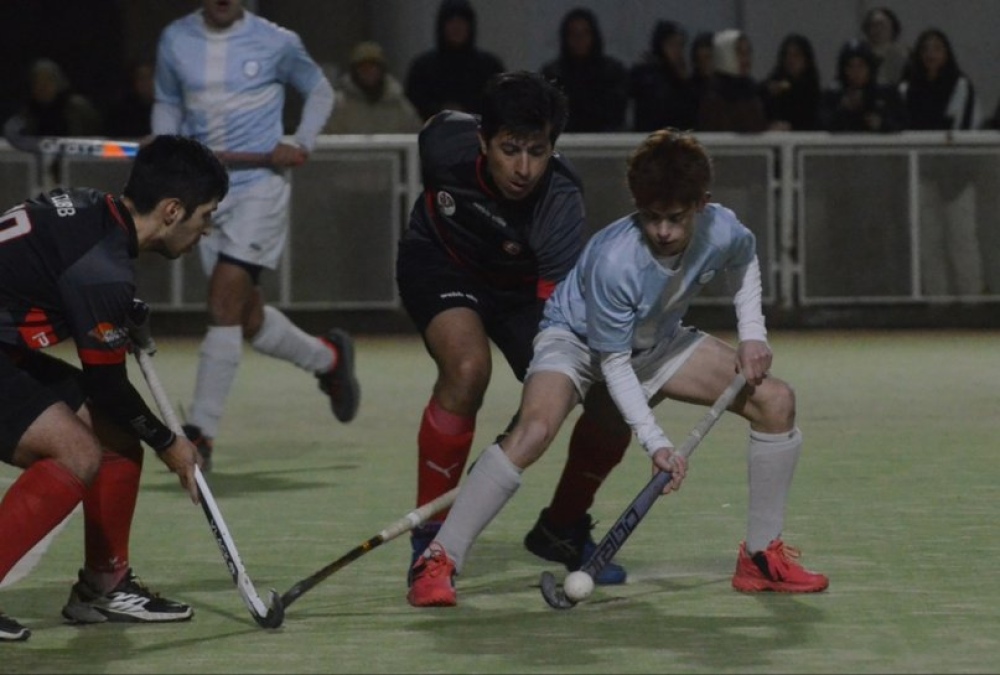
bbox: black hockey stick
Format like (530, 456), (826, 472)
(3, 115), (273, 167)
(279, 487), (459, 609)
(540, 372), (747, 610)
(133, 348), (284, 629)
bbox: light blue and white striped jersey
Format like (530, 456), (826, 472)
(542, 203), (757, 353)
(153, 10), (328, 189)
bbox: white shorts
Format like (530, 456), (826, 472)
(526, 326), (706, 400)
(198, 172), (290, 274)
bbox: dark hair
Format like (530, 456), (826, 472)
(123, 135), (228, 215)
(650, 20), (687, 58)
(559, 7), (604, 60)
(863, 6), (902, 41)
(836, 39), (878, 87)
(627, 128), (712, 208)
(770, 33), (820, 86)
(479, 71), (568, 144)
(907, 28), (961, 84)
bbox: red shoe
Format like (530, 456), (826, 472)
(732, 540), (829, 593)
(406, 542), (457, 607)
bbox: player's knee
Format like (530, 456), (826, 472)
(752, 378), (796, 430)
(505, 416), (559, 468)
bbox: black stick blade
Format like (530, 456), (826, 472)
(253, 589), (285, 629)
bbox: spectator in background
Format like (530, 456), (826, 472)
(404, 0), (505, 121)
(324, 41), (422, 134)
(689, 31), (715, 102)
(697, 29), (767, 132)
(541, 7), (628, 132)
(760, 33), (822, 131)
(861, 6), (909, 87)
(18, 58), (103, 138)
(106, 60), (155, 139)
(900, 28), (984, 295)
(820, 39), (905, 132)
(629, 20), (699, 132)
(14, 58), (103, 186)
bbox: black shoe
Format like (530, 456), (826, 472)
(317, 329), (360, 423)
(61, 568), (194, 624)
(182, 423), (213, 472)
(408, 522), (442, 587)
(0, 613), (30, 642)
(523, 508), (627, 585)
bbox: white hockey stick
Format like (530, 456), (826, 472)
(132, 349), (284, 628)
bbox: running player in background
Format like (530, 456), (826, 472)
(408, 128), (828, 606)
(152, 0), (359, 471)
(0, 135), (228, 641)
(396, 70), (631, 595)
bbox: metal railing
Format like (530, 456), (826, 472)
(3, 131), (998, 311)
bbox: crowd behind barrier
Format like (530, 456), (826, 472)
(4, 130), (998, 315)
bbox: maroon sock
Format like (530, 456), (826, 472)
(545, 413), (631, 527)
(0, 459), (86, 583)
(416, 398), (474, 521)
(83, 445), (143, 589)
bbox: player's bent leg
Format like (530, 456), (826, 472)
(525, 385), (630, 585)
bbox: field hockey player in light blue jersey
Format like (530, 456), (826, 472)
(152, 0), (360, 470)
(409, 128), (829, 606)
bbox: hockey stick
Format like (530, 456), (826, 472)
(279, 487), (459, 610)
(132, 348), (284, 629)
(540, 372), (747, 610)
(2, 115), (273, 167)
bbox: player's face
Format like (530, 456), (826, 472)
(160, 200), (219, 259)
(202, 0), (244, 29)
(480, 128), (553, 201)
(636, 198), (707, 258)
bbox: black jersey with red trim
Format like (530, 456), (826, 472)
(404, 110), (585, 299)
(0, 188), (174, 450)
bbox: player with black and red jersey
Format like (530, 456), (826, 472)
(0, 135), (228, 641)
(396, 71), (632, 605)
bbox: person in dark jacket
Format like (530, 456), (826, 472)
(760, 33), (822, 131)
(540, 7), (628, 132)
(404, 0), (505, 121)
(697, 29), (767, 132)
(820, 39), (905, 132)
(629, 20), (699, 132)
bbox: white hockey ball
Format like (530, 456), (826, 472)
(563, 570), (595, 602)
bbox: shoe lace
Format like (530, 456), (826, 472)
(764, 541), (803, 579)
(418, 543), (454, 579)
(116, 571), (161, 599)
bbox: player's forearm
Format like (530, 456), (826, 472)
(727, 256), (767, 343)
(293, 77), (335, 151)
(80, 364), (175, 451)
(600, 350), (670, 456)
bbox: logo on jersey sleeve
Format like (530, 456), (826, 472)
(436, 191), (456, 216)
(502, 241), (523, 256)
(243, 60), (261, 78)
(88, 322), (129, 348)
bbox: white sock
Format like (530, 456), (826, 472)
(250, 306), (334, 374)
(189, 325), (243, 438)
(436, 443), (522, 572)
(745, 427), (802, 553)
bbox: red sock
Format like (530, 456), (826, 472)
(0, 459), (87, 584)
(416, 398), (475, 521)
(83, 445), (143, 589)
(545, 413), (631, 527)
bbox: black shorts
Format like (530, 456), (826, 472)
(0, 347), (85, 463)
(396, 238), (542, 381)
